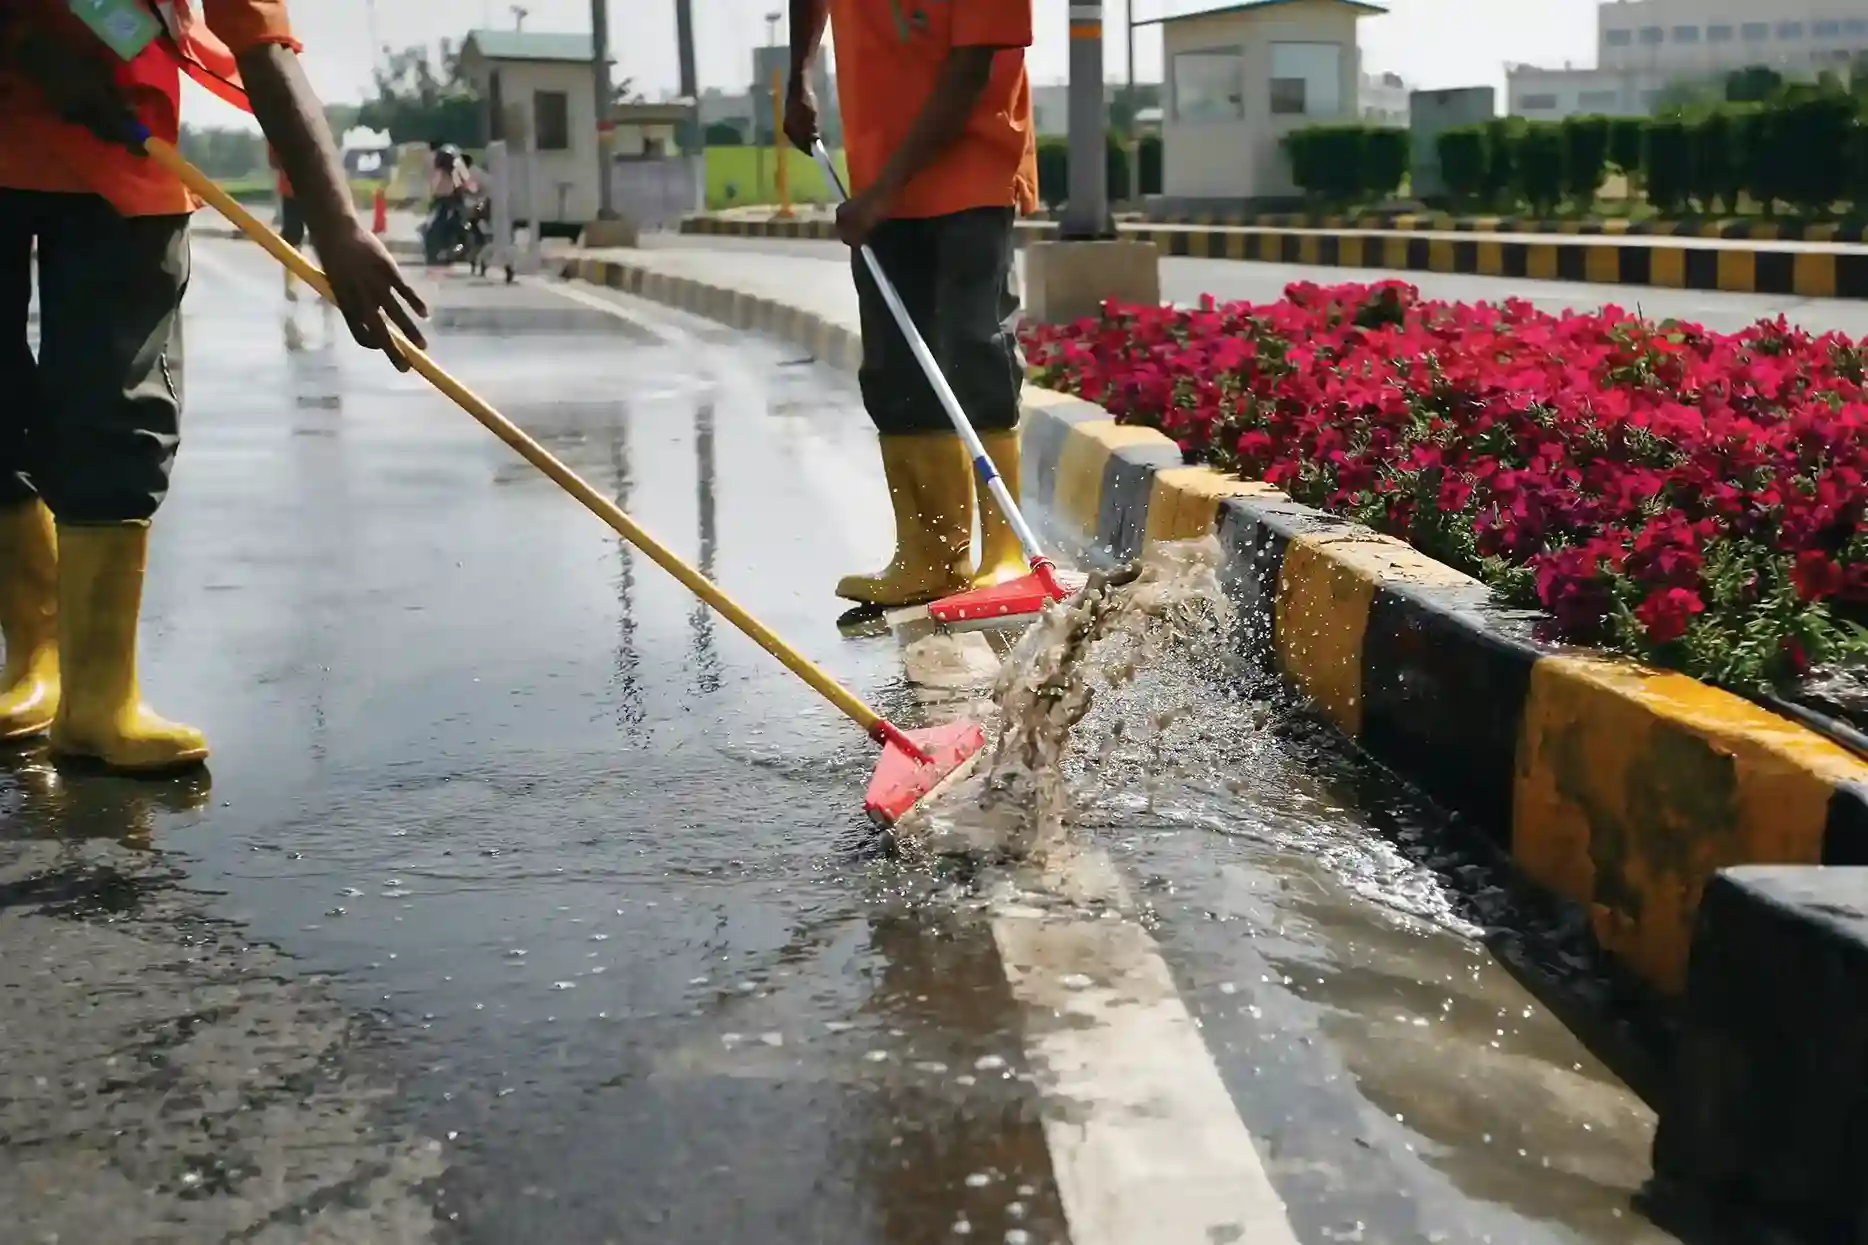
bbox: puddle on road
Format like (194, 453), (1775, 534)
(891, 537), (1670, 1243)
(1062, 653), (1668, 1241)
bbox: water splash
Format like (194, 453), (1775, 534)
(926, 537), (1231, 860)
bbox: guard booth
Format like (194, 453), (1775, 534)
(485, 138), (544, 282)
(458, 29), (603, 238)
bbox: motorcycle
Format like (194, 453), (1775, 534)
(422, 193), (488, 271)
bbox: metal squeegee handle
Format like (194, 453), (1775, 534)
(809, 143), (1049, 570)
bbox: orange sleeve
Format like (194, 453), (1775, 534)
(950, 0), (1033, 48)
(201, 0), (301, 55)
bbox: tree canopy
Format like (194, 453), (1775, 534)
(356, 40), (482, 146)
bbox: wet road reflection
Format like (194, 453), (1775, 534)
(0, 237), (1686, 1244)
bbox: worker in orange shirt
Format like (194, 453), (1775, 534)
(784, 0), (1038, 624)
(0, 1), (427, 772)
(268, 142), (306, 299)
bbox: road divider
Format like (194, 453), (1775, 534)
(679, 212), (1868, 299)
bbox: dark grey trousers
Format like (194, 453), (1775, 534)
(854, 206), (1022, 435)
(0, 189), (189, 524)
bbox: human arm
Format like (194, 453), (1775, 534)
(783, 0), (830, 153)
(835, 0), (1033, 246)
(233, 33), (427, 367)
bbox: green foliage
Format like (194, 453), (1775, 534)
(1560, 114), (1612, 207)
(355, 40), (482, 147)
(703, 122), (744, 146)
(1036, 138), (1069, 209)
(1482, 117), (1522, 209)
(1642, 116), (1693, 215)
(1726, 65), (1785, 104)
(1031, 135), (1137, 209)
(1138, 134), (1163, 197)
(1280, 124), (1409, 208)
(1516, 121), (1566, 214)
(1436, 125), (1488, 205)
(1607, 116), (1646, 181)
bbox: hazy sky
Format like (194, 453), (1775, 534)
(184, 0), (1607, 129)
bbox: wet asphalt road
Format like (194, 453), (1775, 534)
(1, 235), (1683, 1244)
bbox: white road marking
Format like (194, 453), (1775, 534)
(541, 263), (1308, 1245)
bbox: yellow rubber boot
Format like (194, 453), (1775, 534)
(0, 499), (59, 739)
(49, 523), (208, 772)
(973, 430), (1030, 588)
(836, 434), (975, 608)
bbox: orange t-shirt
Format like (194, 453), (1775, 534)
(829, 0), (1039, 220)
(0, 0), (300, 217)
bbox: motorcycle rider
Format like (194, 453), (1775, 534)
(425, 140), (468, 263)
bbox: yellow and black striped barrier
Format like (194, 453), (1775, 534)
(679, 212), (1868, 300)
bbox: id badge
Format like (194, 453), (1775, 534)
(66, 0), (163, 62)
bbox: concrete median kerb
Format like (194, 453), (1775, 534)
(678, 211), (1868, 300)
(560, 247), (1868, 1000)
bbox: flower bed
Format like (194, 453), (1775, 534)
(1019, 282), (1868, 692)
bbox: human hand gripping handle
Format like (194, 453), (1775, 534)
(807, 142), (1051, 574)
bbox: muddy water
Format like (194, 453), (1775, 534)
(909, 538), (1673, 1243)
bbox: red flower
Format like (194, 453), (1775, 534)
(1635, 587), (1706, 644)
(1793, 550), (1847, 602)
(1020, 281), (1868, 685)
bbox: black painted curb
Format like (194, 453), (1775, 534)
(679, 213), (1868, 299)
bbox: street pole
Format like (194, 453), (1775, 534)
(592, 0), (615, 218)
(766, 12), (785, 211)
(1064, 0), (1111, 239)
(1125, 0), (1138, 204)
(674, 0), (700, 151)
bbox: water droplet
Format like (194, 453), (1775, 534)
(974, 1054), (1006, 1071)
(965, 1172), (992, 1188)
(864, 1050), (890, 1063)
(552, 981), (576, 991)
(1060, 973), (1093, 990)
(825, 1020), (855, 1033)
(507, 949), (527, 958)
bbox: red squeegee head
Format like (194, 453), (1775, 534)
(927, 558), (1074, 628)
(864, 719), (988, 827)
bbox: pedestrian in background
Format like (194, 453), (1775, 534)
(784, 0), (1039, 624)
(0, 0), (427, 771)
(269, 142), (306, 300)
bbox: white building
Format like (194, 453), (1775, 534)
(1598, 0), (1868, 75)
(1360, 69), (1410, 124)
(1507, 62), (1672, 118)
(458, 30), (605, 226)
(1509, 0), (1868, 118)
(1030, 82), (1160, 137)
(1147, 0), (1384, 208)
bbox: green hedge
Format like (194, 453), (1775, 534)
(1280, 123), (1407, 208)
(1035, 134), (1152, 209)
(1415, 80), (1868, 218)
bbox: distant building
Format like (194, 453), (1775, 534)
(1359, 69), (1410, 124)
(1145, 0), (1385, 209)
(750, 45), (838, 143)
(1508, 0), (1868, 118)
(1031, 81), (1164, 137)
